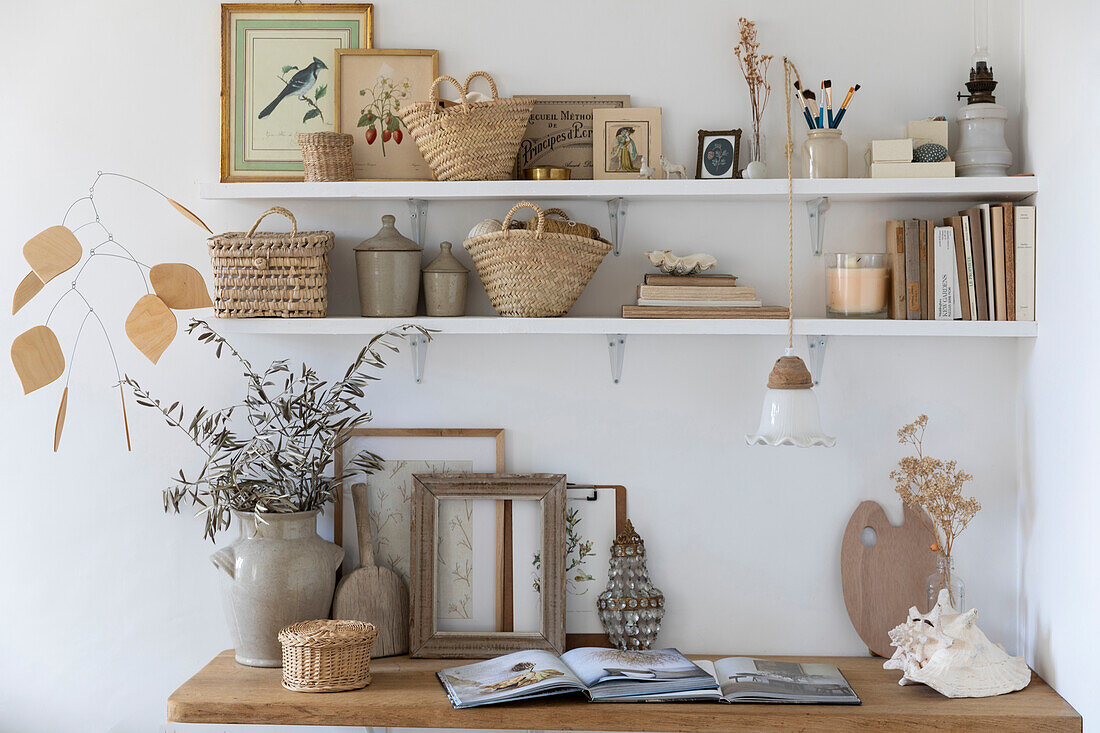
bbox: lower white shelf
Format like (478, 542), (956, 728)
(211, 316), (1038, 338)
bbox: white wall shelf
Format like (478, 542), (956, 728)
(199, 177), (1038, 203)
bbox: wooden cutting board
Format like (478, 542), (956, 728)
(333, 483), (409, 657)
(841, 500), (937, 658)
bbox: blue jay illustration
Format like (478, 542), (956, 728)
(258, 57), (327, 119)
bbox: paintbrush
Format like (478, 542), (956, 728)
(832, 84), (861, 128)
(823, 79), (834, 127)
(793, 83), (816, 129)
(801, 87), (821, 125)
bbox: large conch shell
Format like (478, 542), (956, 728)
(884, 589), (1031, 698)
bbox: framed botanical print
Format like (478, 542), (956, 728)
(696, 128), (743, 179)
(334, 49), (438, 180)
(220, 3), (373, 182)
(592, 107), (662, 180)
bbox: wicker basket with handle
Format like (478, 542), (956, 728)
(298, 132), (354, 182)
(279, 619), (378, 693)
(463, 202), (612, 317)
(399, 71), (535, 181)
(207, 207), (333, 318)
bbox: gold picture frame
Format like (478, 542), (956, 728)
(334, 49), (439, 181)
(220, 3), (373, 182)
(592, 107), (662, 180)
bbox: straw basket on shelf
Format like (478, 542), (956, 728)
(298, 132), (354, 182)
(400, 71), (534, 181)
(207, 207), (333, 318)
(463, 202), (612, 317)
(279, 619), (378, 693)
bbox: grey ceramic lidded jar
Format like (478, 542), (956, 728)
(422, 242), (468, 317)
(354, 214), (422, 317)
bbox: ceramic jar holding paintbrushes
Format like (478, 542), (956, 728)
(355, 215), (421, 317)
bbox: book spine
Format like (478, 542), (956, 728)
(961, 217), (978, 319)
(991, 205), (1007, 320)
(1015, 206), (1036, 321)
(980, 204), (995, 318)
(888, 221), (906, 320)
(636, 285), (755, 300)
(918, 220), (929, 319)
(904, 220), (921, 320)
(947, 217), (971, 320)
(1001, 203), (1016, 321)
(964, 208), (989, 320)
(933, 226), (958, 320)
(635, 298), (762, 308)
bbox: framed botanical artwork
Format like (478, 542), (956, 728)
(220, 3), (373, 182)
(592, 107), (662, 180)
(409, 474), (566, 658)
(334, 49), (439, 180)
(696, 128), (743, 179)
(514, 95), (630, 179)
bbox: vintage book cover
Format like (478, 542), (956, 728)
(958, 216), (978, 319)
(637, 285), (755, 301)
(904, 219), (921, 320)
(991, 205), (1007, 320)
(1000, 203), (1016, 321)
(887, 220), (906, 320)
(622, 306), (789, 319)
(1014, 206), (1036, 321)
(918, 220), (929, 319)
(962, 207), (989, 320)
(946, 216), (972, 320)
(514, 95), (630, 179)
(644, 274), (739, 286)
(636, 298), (762, 308)
(933, 226), (961, 320)
(979, 204), (995, 318)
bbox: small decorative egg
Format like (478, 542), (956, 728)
(913, 143), (948, 163)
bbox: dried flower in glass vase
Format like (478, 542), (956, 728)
(733, 17), (772, 178)
(890, 414), (982, 611)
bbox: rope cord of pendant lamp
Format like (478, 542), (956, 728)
(782, 57), (798, 351)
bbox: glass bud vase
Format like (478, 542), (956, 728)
(927, 555), (965, 612)
(743, 131), (767, 179)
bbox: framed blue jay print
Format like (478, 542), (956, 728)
(220, 4), (373, 182)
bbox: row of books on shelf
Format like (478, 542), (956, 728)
(887, 203), (1035, 321)
(621, 273), (790, 319)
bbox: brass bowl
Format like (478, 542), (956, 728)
(523, 166), (572, 180)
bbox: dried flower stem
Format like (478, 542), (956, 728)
(734, 17), (773, 159)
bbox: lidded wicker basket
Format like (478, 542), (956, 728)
(278, 619), (378, 693)
(298, 132), (354, 182)
(399, 71), (535, 181)
(207, 207), (334, 318)
(463, 202), (612, 317)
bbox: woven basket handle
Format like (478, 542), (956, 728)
(462, 71), (499, 101)
(502, 201), (545, 238)
(247, 206), (298, 237)
(429, 75), (467, 108)
(542, 208), (574, 223)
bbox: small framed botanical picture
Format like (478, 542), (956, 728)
(696, 128), (743, 179)
(334, 49), (439, 180)
(592, 107), (662, 180)
(220, 3), (373, 182)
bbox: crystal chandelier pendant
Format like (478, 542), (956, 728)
(597, 521), (665, 650)
(746, 350), (835, 447)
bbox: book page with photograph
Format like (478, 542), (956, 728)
(560, 647), (717, 700)
(713, 658), (861, 704)
(437, 650), (585, 709)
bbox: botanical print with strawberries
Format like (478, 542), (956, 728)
(357, 67), (410, 156)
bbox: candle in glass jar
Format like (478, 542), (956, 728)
(826, 253), (888, 318)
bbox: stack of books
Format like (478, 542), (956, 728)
(622, 273), (789, 319)
(885, 203), (1036, 321)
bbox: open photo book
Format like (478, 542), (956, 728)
(437, 648), (861, 708)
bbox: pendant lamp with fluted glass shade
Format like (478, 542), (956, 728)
(746, 58), (835, 448)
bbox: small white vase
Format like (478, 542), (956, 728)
(211, 510), (344, 667)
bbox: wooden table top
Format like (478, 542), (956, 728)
(168, 651), (1081, 732)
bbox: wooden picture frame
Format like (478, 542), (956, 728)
(409, 474), (566, 658)
(696, 128), (742, 180)
(220, 3), (374, 182)
(564, 484), (627, 650)
(592, 107), (662, 180)
(334, 49), (439, 180)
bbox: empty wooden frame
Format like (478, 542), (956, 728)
(409, 473), (566, 658)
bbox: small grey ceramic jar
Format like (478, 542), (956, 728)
(422, 241), (468, 317)
(354, 214), (422, 317)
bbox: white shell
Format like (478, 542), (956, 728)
(883, 589), (1031, 698)
(644, 250), (718, 275)
(467, 219), (502, 239)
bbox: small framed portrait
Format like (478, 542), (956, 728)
(592, 107), (662, 180)
(220, 3), (374, 182)
(334, 49), (439, 180)
(696, 129), (743, 179)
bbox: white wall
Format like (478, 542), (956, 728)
(1018, 0), (1099, 729)
(0, 1), (1037, 731)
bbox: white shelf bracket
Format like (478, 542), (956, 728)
(407, 198), (429, 247)
(607, 334), (627, 384)
(806, 196), (831, 256)
(410, 333), (429, 384)
(606, 198), (628, 256)
(806, 335), (828, 386)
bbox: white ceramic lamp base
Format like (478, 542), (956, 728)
(955, 103), (1012, 177)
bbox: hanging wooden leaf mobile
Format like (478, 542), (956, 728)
(54, 387), (69, 452)
(168, 198), (213, 234)
(12, 271), (45, 314)
(150, 263), (213, 309)
(125, 294), (177, 364)
(11, 325), (65, 394)
(23, 226), (82, 284)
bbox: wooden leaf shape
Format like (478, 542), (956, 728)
(54, 386), (69, 452)
(125, 294), (177, 364)
(12, 270), (44, 314)
(168, 198), (213, 234)
(119, 385), (131, 451)
(11, 325), (65, 394)
(150, 263), (213, 309)
(23, 226), (82, 284)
